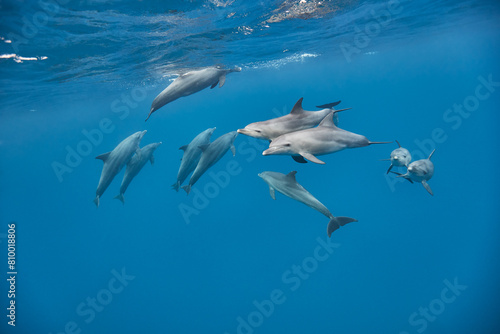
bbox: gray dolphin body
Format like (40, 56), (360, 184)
(182, 131), (238, 194)
(237, 98), (349, 141)
(381, 140), (411, 174)
(262, 111), (391, 164)
(394, 149), (435, 195)
(94, 130), (147, 207)
(258, 171), (357, 237)
(146, 66), (241, 120)
(172, 127), (216, 191)
(114, 142), (162, 203)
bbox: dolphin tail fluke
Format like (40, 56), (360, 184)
(181, 185), (191, 195)
(114, 194), (125, 204)
(93, 196), (100, 208)
(172, 182), (180, 192)
(145, 107), (154, 122)
(327, 217), (357, 237)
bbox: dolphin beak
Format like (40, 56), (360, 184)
(262, 147), (278, 156)
(237, 128), (248, 135)
(140, 130), (147, 139)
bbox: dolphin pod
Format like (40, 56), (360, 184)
(94, 130), (147, 207)
(391, 149), (436, 195)
(263, 111), (392, 164)
(172, 127), (216, 192)
(114, 142), (162, 204)
(146, 66), (241, 121)
(182, 131), (238, 195)
(237, 97), (349, 141)
(258, 171), (357, 237)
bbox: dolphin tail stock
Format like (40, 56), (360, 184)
(327, 216), (357, 237)
(316, 101), (341, 109)
(93, 196), (100, 208)
(145, 107), (155, 122)
(114, 194), (125, 204)
(172, 181), (180, 192)
(390, 171), (414, 184)
(181, 185), (192, 195)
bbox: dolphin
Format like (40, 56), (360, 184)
(258, 171), (357, 237)
(114, 142), (162, 204)
(146, 66), (242, 121)
(262, 111), (391, 164)
(182, 131), (238, 195)
(94, 130), (147, 207)
(237, 97), (350, 141)
(172, 127), (216, 191)
(392, 149), (435, 195)
(381, 140), (411, 174)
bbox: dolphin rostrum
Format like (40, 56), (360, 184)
(262, 111), (391, 164)
(146, 66), (241, 121)
(392, 149), (435, 195)
(381, 140), (411, 174)
(94, 130), (147, 207)
(172, 127), (216, 191)
(114, 142), (162, 204)
(237, 97), (350, 141)
(258, 171), (357, 237)
(182, 131), (238, 195)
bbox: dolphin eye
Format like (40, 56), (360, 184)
(285, 143), (291, 146)
(255, 130), (261, 133)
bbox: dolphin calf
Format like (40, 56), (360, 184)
(392, 149), (435, 195)
(172, 127), (216, 191)
(114, 142), (162, 204)
(262, 111), (391, 164)
(381, 140), (411, 174)
(237, 98), (349, 141)
(182, 131), (238, 194)
(146, 66), (242, 121)
(258, 171), (357, 237)
(94, 130), (147, 207)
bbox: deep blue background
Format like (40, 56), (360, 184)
(1, 0), (500, 333)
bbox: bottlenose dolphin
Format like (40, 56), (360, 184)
(258, 171), (357, 237)
(172, 127), (216, 191)
(262, 111), (391, 164)
(146, 66), (242, 121)
(94, 130), (147, 207)
(392, 149), (435, 195)
(114, 142), (162, 204)
(237, 98), (349, 141)
(381, 140), (411, 174)
(182, 131), (238, 194)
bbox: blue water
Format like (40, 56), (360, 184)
(1, 0), (500, 333)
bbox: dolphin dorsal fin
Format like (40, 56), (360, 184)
(428, 149), (435, 160)
(179, 145), (188, 151)
(95, 152), (111, 161)
(286, 171), (298, 181)
(318, 111), (338, 128)
(290, 98), (305, 115)
(199, 144), (210, 152)
(395, 140), (401, 148)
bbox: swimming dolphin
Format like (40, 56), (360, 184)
(262, 111), (391, 164)
(237, 97), (350, 141)
(392, 149), (435, 195)
(146, 66), (242, 121)
(94, 130), (147, 207)
(381, 140), (411, 174)
(258, 171), (357, 237)
(172, 127), (216, 192)
(182, 131), (238, 195)
(114, 142), (162, 204)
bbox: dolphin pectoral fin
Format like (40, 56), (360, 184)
(422, 181), (433, 196)
(327, 216), (357, 237)
(114, 194), (125, 204)
(181, 185), (191, 195)
(150, 155), (155, 165)
(95, 152), (111, 161)
(386, 164), (393, 174)
(210, 81), (218, 89)
(230, 144), (236, 156)
(301, 153), (325, 164)
(292, 155), (308, 163)
(93, 196), (100, 208)
(219, 74), (226, 88)
(316, 100), (341, 109)
(269, 186), (276, 200)
(390, 171), (414, 183)
(179, 145), (188, 151)
(199, 144), (209, 152)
